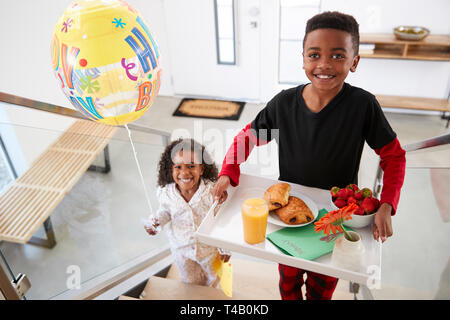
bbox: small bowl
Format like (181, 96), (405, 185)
(343, 212), (375, 229)
(393, 26), (430, 41)
(330, 199), (375, 229)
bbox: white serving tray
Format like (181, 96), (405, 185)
(196, 174), (382, 285)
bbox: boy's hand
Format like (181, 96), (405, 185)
(372, 203), (393, 243)
(211, 175), (230, 204)
(144, 217), (160, 236)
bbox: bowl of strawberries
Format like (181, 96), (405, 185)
(330, 184), (380, 228)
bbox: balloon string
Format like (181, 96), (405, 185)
(124, 124), (153, 216)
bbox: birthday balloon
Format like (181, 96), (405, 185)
(51, 0), (162, 126)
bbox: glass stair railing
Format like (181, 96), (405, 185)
(0, 92), (173, 300)
(368, 133), (450, 299)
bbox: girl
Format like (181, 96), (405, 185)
(144, 138), (230, 287)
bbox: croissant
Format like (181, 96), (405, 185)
(275, 196), (314, 225)
(264, 183), (291, 211)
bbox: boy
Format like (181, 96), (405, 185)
(211, 11), (406, 300)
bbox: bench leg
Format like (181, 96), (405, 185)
(88, 145), (111, 174)
(28, 217), (56, 249)
(441, 112), (450, 128)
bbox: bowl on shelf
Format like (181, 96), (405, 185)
(393, 26), (430, 41)
(330, 198), (375, 229)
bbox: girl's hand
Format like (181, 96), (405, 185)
(144, 217), (160, 236)
(372, 203), (393, 242)
(211, 175), (230, 204)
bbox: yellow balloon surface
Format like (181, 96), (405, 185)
(51, 0), (162, 125)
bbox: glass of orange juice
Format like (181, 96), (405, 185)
(241, 191), (270, 244)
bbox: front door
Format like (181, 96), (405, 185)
(164, 0), (261, 101)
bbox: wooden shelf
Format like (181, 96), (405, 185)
(360, 34), (450, 61)
(359, 34), (450, 120)
(376, 95), (449, 112)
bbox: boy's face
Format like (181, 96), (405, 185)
(302, 28), (360, 92)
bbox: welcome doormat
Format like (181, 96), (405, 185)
(172, 98), (245, 121)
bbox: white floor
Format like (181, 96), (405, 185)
(1, 95), (449, 300)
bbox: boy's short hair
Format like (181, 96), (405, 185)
(303, 11), (360, 56)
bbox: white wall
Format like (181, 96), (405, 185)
(321, 0), (450, 34)
(322, 0), (450, 99)
(277, 0), (450, 99)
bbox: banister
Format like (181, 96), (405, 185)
(0, 91), (171, 142)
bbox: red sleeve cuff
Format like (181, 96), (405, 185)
(374, 137), (406, 216)
(218, 122), (266, 187)
(218, 164), (240, 187)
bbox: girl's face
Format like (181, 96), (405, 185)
(303, 28), (360, 93)
(172, 150), (204, 193)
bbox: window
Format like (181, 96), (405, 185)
(214, 0), (236, 65)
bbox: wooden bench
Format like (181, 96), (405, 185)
(0, 119), (117, 248)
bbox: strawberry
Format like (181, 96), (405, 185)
(337, 188), (349, 200)
(371, 197), (380, 211)
(361, 188), (373, 198)
(354, 207), (365, 216)
(347, 196), (358, 205)
(345, 188), (354, 198)
(346, 184), (359, 192)
(354, 190), (363, 200)
(360, 197), (375, 214)
(330, 186), (340, 198)
(334, 198), (347, 208)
